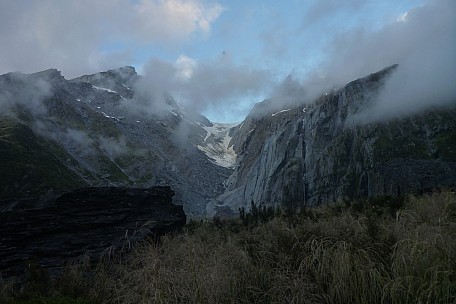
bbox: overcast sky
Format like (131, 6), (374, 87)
(0, 0), (454, 122)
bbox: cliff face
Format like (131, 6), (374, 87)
(218, 66), (456, 212)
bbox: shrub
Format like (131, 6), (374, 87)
(2, 191), (454, 303)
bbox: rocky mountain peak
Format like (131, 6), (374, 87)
(212, 65), (456, 215)
(70, 66), (139, 99)
(31, 68), (65, 83)
(115, 65), (137, 76)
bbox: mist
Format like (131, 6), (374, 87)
(293, 0), (456, 122)
(0, 72), (51, 117)
(136, 54), (272, 119)
(98, 136), (130, 159)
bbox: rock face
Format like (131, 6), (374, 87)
(218, 66), (456, 213)
(0, 67), (232, 216)
(0, 186), (185, 278)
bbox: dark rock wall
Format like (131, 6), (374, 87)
(0, 186), (186, 278)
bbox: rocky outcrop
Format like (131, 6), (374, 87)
(0, 186), (186, 278)
(218, 66), (456, 212)
(70, 66), (139, 99)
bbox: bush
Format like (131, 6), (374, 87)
(2, 191), (455, 303)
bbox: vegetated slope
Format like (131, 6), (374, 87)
(218, 65), (456, 213)
(0, 67), (232, 216)
(2, 191), (454, 304)
(0, 118), (87, 199)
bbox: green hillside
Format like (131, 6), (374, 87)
(0, 117), (87, 199)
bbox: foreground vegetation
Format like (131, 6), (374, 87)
(1, 191), (455, 303)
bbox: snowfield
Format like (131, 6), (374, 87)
(197, 122), (238, 169)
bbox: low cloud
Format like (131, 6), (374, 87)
(135, 54), (272, 117)
(269, 0), (456, 122)
(0, 72), (51, 117)
(64, 129), (95, 153)
(269, 75), (307, 109)
(354, 0), (456, 122)
(98, 136), (129, 159)
(302, 0), (367, 28)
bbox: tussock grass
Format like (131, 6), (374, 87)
(2, 191), (455, 303)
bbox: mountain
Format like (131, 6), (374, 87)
(0, 67), (234, 216)
(1, 65), (455, 218)
(212, 65), (456, 214)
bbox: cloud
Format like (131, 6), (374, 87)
(269, 75), (307, 108)
(136, 54), (273, 116)
(0, 0), (223, 78)
(175, 55), (197, 81)
(135, 0), (224, 41)
(0, 72), (51, 117)
(269, 0), (456, 122)
(302, 0), (367, 28)
(348, 0), (456, 121)
(98, 136), (129, 159)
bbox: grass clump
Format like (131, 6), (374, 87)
(1, 191), (455, 303)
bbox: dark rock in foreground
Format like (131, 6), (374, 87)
(0, 186), (186, 278)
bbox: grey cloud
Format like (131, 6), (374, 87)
(0, 72), (51, 117)
(0, 1), (121, 78)
(269, 75), (307, 108)
(98, 136), (129, 159)
(65, 129), (94, 149)
(0, 0), (223, 78)
(136, 55), (273, 117)
(302, 0), (367, 28)
(280, 0), (456, 122)
(349, 0), (456, 122)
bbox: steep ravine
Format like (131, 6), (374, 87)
(214, 66), (456, 214)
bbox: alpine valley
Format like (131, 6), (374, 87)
(1, 65), (455, 218)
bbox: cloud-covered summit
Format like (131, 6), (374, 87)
(267, 0), (456, 122)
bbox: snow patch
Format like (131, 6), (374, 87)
(122, 84), (132, 91)
(271, 109), (291, 117)
(92, 85), (117, 94)
(101, 111), (120, 121)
